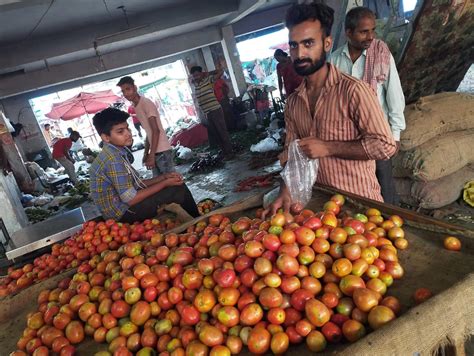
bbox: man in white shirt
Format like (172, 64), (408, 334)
(117, 76), (175, 177)
(330, 6), (405, 205)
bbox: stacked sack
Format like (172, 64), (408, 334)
(393, 92), (474, 209)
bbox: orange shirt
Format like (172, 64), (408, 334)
(280, 64), (396, 202)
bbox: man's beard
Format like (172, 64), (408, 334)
(293, 51), (327, 76)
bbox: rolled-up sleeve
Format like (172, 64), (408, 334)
(105, 160), (137, 204)
(350, 82), (396, 160)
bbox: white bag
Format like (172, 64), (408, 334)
(281, 140), (319, 207)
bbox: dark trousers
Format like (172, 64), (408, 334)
(134, 122), (143, 137)
(207, 107), (233, 155)
(120, 184), (199, 223)
(376, 158), (399, 205)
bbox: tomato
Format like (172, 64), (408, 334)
(130, 301), (151, 326)
(305, 298), (331, 327)
(259, 287), (283, 309)
(217, 306), (240, 328)
(368, 305), (396, 329)
(321, 321), (342, 343)
(413, 288), (432, 304)
(199, 325), (224, 347)
(111, 300), (130, 319)
(443, 236), (461, 251)
(240, 303), (263, 326)
(194, 289), (216, 313)
(321, 292), (339, 309)
(276, 254), (299, 276)
(306, 330), (327, 352)
(65, 321), (84, 344)
(332, 258), (352, 277)
(381, 296), (401, 315)
(339, 275), (365, 296)
(78, 302), (96, 322)
(342, 319), (366, 342)
(247, 328), (271, 354)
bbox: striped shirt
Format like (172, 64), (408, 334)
(280, 63), (396, 202)
(194, 75), (221, 114)
(90, 143), (139, 220)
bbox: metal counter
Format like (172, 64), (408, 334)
(5, 208), (85, 260)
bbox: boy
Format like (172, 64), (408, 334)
(89, 108), (199, 223)
(52, 131), (81, 184)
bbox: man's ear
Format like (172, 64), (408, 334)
(324, 35), (333, 53)
(100, 133), (111, 143)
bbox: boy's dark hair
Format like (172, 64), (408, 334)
(285, 2), (335, 37)
(93, 108), (129, 136)
(274, 49), (288, 58)
(44, 123), (50, 129)
(345, 7), (375, 31)
(190, 66), (203, 74)
(117, 76), (135, 86)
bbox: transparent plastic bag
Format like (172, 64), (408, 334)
(281, 140), (319, 207)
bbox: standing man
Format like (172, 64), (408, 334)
(274, 49), (303, 99)
(52, 131), (81, 184)
(190, 66), (234, 159)
(266, 2), (396, 216)
(117, 76), (174, 177)
(330, 6), (405, 205)
(43, 123), (54, 147)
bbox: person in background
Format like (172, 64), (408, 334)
(52, 131), (81, 184)
(274, 48), (303, 99)
(89, 108), (199, 223)
(330, 6), (406, 205)
(128, 105), (143, 138)
(214, 77), (235, 131)
(190, 66), (234, 160)
(43, 124), (54, 147)
(265, 2), (396, 216)
(117, 76), (174, 177)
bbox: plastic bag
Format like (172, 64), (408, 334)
(281, 140), (319, 207)
(250, 137), (279, 153)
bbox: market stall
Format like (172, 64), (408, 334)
(0, 187), (472, 355)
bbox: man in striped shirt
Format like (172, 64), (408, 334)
(190, 66), (234, 159)
(267, 2), (396, 215)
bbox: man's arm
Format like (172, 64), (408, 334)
(127, 175), (183, 206)
(384, 55), (406, 142)
(63, 143), (74, 162)
(145, 116), (160, 169)
(141, 172), (182, 188)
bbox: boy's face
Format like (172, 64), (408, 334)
(101, 122), (133, 147)
(119, 83), (138, 102)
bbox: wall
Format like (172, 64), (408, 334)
(0, 172), (28, 238)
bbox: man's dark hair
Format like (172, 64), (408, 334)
(274, 49), (288, 58)
(117, 76), (135, 86)
(190, 66), (203, 74)
(69, 130), (81, 140)
(92, 108), (129, 136)
(285, 2), (335, 36)
(345, 7), (375, 31)
(44, 123), (50, 129)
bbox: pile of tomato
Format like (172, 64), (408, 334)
(0, 218), (176, 297)
(10, 194), (412, 355)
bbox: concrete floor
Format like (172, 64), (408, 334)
(131, 148), (281, 207)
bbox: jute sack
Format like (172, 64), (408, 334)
(394, 130), (474, 181)
(412, 165), (474, 209)
(395, 165), (474, 209)
(401, 92), (474, 150)
(393, 177), (418, 206)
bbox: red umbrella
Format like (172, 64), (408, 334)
(46, 90), (121, 120)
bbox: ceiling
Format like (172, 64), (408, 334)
(0, 0), (292, 47)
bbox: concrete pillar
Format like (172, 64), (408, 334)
(221, 25), (247, 97)
(0, 111), (34, 193)
(0, 172), (29, 237)
(201, 47), (216, 71)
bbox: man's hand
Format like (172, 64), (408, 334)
(145, 155), (156, 170)
(161, 172), (181, 181)
(163, 175), (184, 188)
(262, 185), (292, 220)
(298, 137), (332, 159)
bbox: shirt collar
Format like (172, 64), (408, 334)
(342, 43), (367, 59)
(103, 142), (129, 157)
(294, 62), (342, 97)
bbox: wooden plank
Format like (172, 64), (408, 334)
(314, 185), (474, 238)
